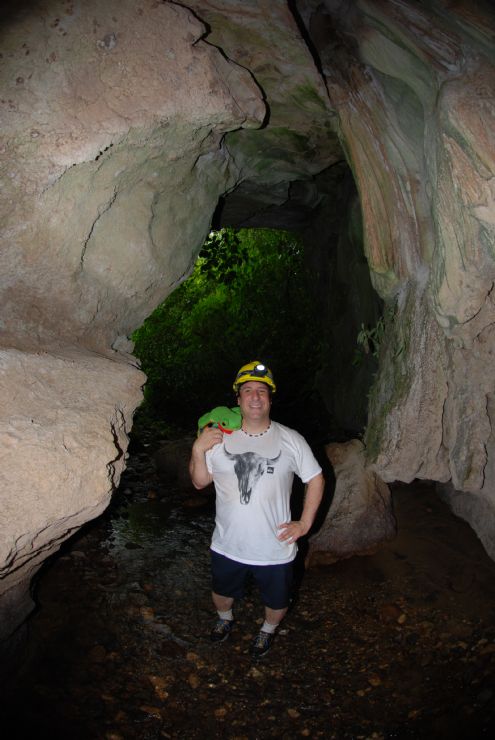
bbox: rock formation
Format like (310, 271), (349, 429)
(0, 0), (265, 647)
(0, 0), (494, 646)
(307, 439), (396, 566)
(302, 0), (495, 558)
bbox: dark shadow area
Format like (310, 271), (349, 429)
(287, 0), (325, 77)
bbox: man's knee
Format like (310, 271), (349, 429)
(212, 591), (234, 611)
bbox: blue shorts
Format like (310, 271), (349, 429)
(210, 550), (294, 610)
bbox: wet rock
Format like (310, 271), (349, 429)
(140, 606), (155, 622)
(368, 674), (382, 687)
(148, 675), (170, 701)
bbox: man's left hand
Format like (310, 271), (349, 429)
(277, 521), (308, 543)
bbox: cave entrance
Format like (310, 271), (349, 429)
(132, 225), (328, 442)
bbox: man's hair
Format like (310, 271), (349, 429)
(236, 382), (273, 399)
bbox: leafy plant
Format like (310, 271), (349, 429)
(133, 228), (322, 430)
(352, 318), (385, 366)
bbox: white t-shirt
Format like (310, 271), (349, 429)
(205, 421), (322, 565)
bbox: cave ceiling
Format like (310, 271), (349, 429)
(184, 0), (346, 231)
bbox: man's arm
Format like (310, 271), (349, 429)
(189, 426), (224, 489)
(277, 472), (325, 543)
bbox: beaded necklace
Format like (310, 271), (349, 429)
(241, 422), (271, 438)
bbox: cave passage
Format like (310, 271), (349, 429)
(131, 222), (375, 443)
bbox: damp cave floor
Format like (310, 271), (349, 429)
(3, 442), (495, 740)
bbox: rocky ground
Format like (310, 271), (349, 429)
(3, 440), (495, 739)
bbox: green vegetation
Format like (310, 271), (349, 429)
(352, 318), (385, 365)
(133, 228), (322, 432)
(292, 83), (329, 112)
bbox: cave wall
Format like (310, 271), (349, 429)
(298, 0), (495, 556)
(0, 0), (266, 644)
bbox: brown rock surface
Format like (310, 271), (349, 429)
(0, 0), (264, 347)
(301, 0), (495, 557)
(0, 346), (144, 641)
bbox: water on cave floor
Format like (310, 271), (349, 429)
(4, 442), (495, 739)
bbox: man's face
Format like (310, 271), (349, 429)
(237, 381), (271, 423)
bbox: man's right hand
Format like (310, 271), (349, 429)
(193, 425), (224, 454)
(190, 427), (224, 488)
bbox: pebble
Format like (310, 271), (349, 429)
(379, 603), (402, 623)
(148, 674), (170, 701)
(188, 673), (200, 689)
(140, 606), (155, 621)
(368, 674), (381, 687)
(71, 550), (87, 559)
(139, 705), (162, 718)
(247, 666), (264, 680)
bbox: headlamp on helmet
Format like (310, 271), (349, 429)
(233, 360), (276, 393)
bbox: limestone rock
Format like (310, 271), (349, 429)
(1, 0), (495, 653)
(301, 0), (495, 557)
(0, 0), (264, 644)
(0, 0), (265, 349)
(307, 439), (396, 566)
(365, 284), (451, 484)
(0, 346), (144, 643)
(186, 0), (342, 226)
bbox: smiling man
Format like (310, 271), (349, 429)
(189, 361), (324, 658)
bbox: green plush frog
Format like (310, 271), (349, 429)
(198, 406), (242, 435)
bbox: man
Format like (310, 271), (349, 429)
(189, 361), (324, 658)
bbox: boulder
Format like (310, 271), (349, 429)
(307, 439), (396, 566)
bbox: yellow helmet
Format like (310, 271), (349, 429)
(233, 361), (276, 393)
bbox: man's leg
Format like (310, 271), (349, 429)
(210, 592), (235, 642)
(250, 563), (292, 657)
(249, 605), (287, 658)
(210, 551), (247, 642)
(212, 592), (234, 613)
(264, 606), (287, 627)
